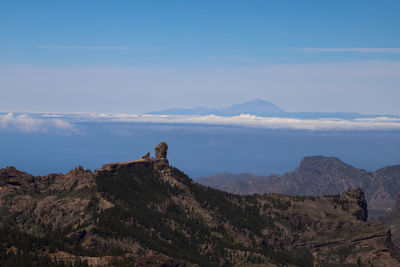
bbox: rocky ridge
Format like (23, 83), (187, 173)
(378, 195), (400, 248)
(196, 156), (400, 213)
(0, 143), (399, 266)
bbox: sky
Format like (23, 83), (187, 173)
(1, 0), (400, 114)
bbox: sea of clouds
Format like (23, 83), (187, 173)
(1, 112), (400, 133)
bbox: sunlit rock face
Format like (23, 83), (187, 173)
(155, 141), (168, 159)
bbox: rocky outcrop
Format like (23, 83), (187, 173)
(98, 159), (150, 173)
(155, 141), (168, 159)
(98, 142), (170, 174)
(48, 166), (95, 191)
(0, 166), (34, 188)
(377, 195), (400, 248)
(393, 195), (400, 213)
(153, 142), (170, 173)
(346, 188), (368, 221)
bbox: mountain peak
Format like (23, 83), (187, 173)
(149, 99), (284, 116)
(223, 99), (284, 114)
(241, 98), (278, 106)
(198, 155), (377, 205)
(299, 155), (346, 169)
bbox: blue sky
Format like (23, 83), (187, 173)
(1, 0), (400, 114)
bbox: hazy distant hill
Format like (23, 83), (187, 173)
(149, 99), (283, 116)
(196, 156), (400, 212)
(149, 99), (398, 119)
(1, 143), (399, 266)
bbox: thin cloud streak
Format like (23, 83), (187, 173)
(38, 45), (163, 51)
(291, 48), (400, 54)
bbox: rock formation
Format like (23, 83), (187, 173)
(0, 166), (34, 186)
(378, 194), (400, 247)
(155, 142), (168, 159)
(346, 187), (368, 221)
(153, 142), (170, 173)
(393, 195), (400, 213)
(98, 142), (171, 174)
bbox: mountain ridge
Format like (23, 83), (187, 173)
(0, 143), (399, 266)
(149, 99), (399, 119)
(196, 155), (400, 213)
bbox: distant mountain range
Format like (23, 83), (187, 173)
(196, 156), (400, 213)
(149, 99), (399, 119)
(149, 98), (283, 116)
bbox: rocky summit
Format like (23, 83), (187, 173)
(0, 143), (399, 266)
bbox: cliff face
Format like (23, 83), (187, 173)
(378, 195), (400, 248)
(197, 156), (400, 212)
(0, 144), (399, 266)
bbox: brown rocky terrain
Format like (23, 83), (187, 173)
(378, 195), (400, 248)
(0, 144), (399, 266)
(196, 156), (400, 213)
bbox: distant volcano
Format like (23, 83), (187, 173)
(149, 99), (398, 119)
(148, 99), (284, 116)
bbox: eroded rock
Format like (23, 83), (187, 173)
(346, 187), (368, 221)
(155, 142), (168, 159)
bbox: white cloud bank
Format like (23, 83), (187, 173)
(0, 113), (78, 133)
(86, 113), (400, 131)
(2, 112), (400, 133)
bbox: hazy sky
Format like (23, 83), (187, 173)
(1, 1), (400, 114)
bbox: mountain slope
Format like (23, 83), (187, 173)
(196, 156), (400, 212)
(0, 144), (399, 266)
